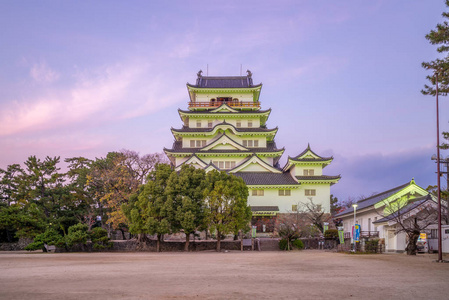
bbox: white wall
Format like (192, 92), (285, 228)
(248, 185), (332, 213)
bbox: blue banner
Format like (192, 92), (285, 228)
(354, 224), (360, 242)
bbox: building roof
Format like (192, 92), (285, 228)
(233, 172), (299, 186)
(289, 144), (333, 162)
(187, 70), (261, 89)
(335, 182), (411, 217)
(295, 175), (341, 181)
(165, 141), (283, 154)
(373, 195), (433, 224)
(171, 123), (277, 133)
(250, 206), (279, 212)
(178, 108), (271, 115)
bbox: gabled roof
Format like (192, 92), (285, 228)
(373, 195), (435, 224)
(335, 179), (428, 217)
(201, 133), (249, 151)
(234, 172), (299, 186)
(290, 144), (333, 161)
(283, 144), (333, 171)
(204, 162), (219, 172)
(175, 154), (207, 171)
(210, 104), (239, 113)
(229, 154), (282, 173)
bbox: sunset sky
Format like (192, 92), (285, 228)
(1, 0), (448, 200)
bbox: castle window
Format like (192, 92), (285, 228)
(248, 121), (253, 128)
(191, 140), (206, 148)
(208, 121), (213, 128)
(236, 120), (242, 128)
(212, 161), (236, 170)
(303, 169), (314, 176)
(305, 189), (316, 196)
(252, 189), (264, 196)
(242, 140), (258, 147)
(279, 189), (291, 196)
(196, 121), (201, 128)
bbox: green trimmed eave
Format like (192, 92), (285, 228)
(373, 181), (429, 210)
(251, 211), (278, 217)
(170, 126), (278, 140)
(177, 108), (271, 124)
(283, 158), (333, 172)
(247, 184), (301, 190)
(163, 150), (176, 165)
(296, 179), (340, 186)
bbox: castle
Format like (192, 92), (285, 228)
(164, 71), (340, 231)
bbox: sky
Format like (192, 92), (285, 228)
(1, 0), (449, 201)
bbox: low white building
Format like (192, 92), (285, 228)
(335, 179), (429, 252)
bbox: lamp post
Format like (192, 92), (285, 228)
(352, 203), (358, 251)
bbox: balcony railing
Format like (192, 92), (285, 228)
(189, 101), (260, 109)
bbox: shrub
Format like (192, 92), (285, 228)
(292, 239), (304, 250)
(279, 239), (289, 250)
(365, 239), (379, 253)
(89, 227), (112, 250)
(279, 238), (304, 250)
(65, 223), (89, 248)
(25, 228), (63, 251)
(324, 229), (338, 239)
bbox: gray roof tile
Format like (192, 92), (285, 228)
(251, 206), (279, 212)
(233, 172), (299, 185)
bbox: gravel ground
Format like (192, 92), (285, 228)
(1, 250), (448, 299)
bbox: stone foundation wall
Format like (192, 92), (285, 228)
(0, 238), (33, 251)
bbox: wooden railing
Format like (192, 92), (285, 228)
(361, 231), (379, 238)
(189, 101), (260, 108)
(343, 231), (379, 239)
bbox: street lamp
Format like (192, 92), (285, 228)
(352, 203), (358, 251)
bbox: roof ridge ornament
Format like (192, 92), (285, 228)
(196, 70), (203, 86)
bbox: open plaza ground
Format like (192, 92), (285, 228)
(1, 250), (448, 299)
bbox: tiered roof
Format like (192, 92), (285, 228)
(165, 71), (340, 193)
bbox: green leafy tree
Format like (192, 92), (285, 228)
(124, 164), (174, 252)
(166, 165), (207, 251)
(89, 151), (166, 236)
(422, 0), (449, 96)
(203, 170), (251, 252)
(330, 194), (341, 216)
(65, 157), (103, 230)
(0, 164), (25, 206)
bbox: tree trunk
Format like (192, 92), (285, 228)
(185, 234), (190, 252)
(157, 234), (162, 252)
(216, 230), (221, 252)
(120, 228), (127, 240)
(406, 231), (420, 255)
